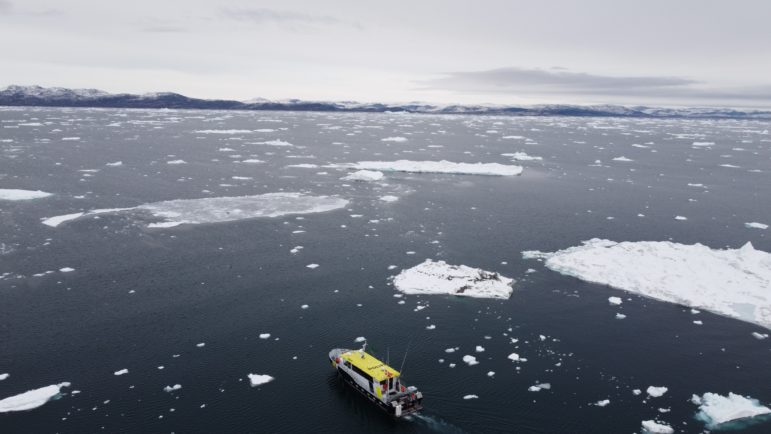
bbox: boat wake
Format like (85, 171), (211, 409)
(408, 413), (468, 433)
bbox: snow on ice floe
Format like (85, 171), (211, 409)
(337, 160), (523, 176)
(0, 382), (71, 413)
(691, 392), (771, 427)
(41, 193), (348, 228)
(341, 170), (384, 182)
(641, 420), (674, 433)
(745, 222), (768, 230)
(248, 374), (274, 387)
(0, 189), (52, 201)
(523, 239), (771, 329)
(392, 259), (514, 299)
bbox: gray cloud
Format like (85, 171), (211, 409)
(423, 67), (697, 93)
(221, 7), (358, 29)
(420, 67), (771, 105)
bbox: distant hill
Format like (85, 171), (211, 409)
(2, 85), (770, 119)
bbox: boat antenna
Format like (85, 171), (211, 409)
(361, 339), (367, 358)
(399, 339), (412, 374)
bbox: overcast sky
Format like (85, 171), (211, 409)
(2, 0), (770, 108)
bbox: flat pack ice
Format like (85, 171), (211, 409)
(0, 382), (70, 413)
(341, 170), (384, 182)
(523, 239), (771, 329)
(392, 259), (514, 299)
(340, 160), (523, 176)
(0, 189), (52, 201)
(41, 193), (348, 228)
(692, 392), (771, 427)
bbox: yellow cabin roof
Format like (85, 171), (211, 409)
(341, 350), (400, 382)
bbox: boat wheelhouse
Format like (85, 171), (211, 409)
(329, 345), (423, 417)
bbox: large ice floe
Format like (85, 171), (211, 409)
(0, 189), (52, 201)
(641, 420), (674, 433)
(341, 170), (384, 182)
(392, 259), (514, 299)
(523, 239), (771, 329)
(337, 160), (523, 176)
(41, 193), (348, 228)
(691, 392), (771, 427)
(0, 382), (70, 413)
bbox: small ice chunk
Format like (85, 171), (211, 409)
(608, 296), (622, 305)
(528, 383), (551, 392)
(0, 374), (8, 381)
(641, 420), (674, 433)
(166, 160), (187, 165)
(487, 371), (495, 377)
(508, 353), (520, 362)
(105, 161), (123, 167)
(595, 399), (610, 407)
(300, 304), (309, 309)
(196, 343), (205, 347)
(248, 374), (274, 387)
(259, 333), (271, 339)
(306, 264), (319, 269)
(462, 355), (479, 366)
(59, 267), (75, 273)
(381, 136), (407, 142)
(0, 189), (53, 201)
(163, 384), (182, 392)
(379, 195), (399, 202)
(675, 215), (688, 221)
(114, 369), (129, 376)
(612, 156), (633, 162)
(463, 394), (478, 400)
(745, 222), (768, 230)
(475, 346), (485, 353)
(647, 386), (668, 398)
(752, 332), (769, 340)
(615, 313), (627, 319)
(354, 337), (366, 342)
(633, 389), (642, 395)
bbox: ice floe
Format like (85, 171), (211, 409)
(692, 392), (771, 427)
(0, 189), (52, 201)
(341, 170), (384, 182)
(647, 386), (668, 398)
(462, 355), (479, 366)
(379, 195), (399, 202)
(528, 383), (551, 392)
(392, 259), (514, 299)
(163, 384), (182, 392)
(745, 222), (768, 230)
(641, 420), (674, 433)
(42, 212), (84, 227)
(114, 369), (129, 376)
(381, 136), (407, 142)
(248, 374), (274, 386)
(463, 394), (479, 400)
(608, 296), (622, 305)
(42, 193), (348, 228)
(0, 374), (8, 381)
(523, 239), (771, 329)
(0, 382), (71, 413)
(338, 160), (523, 176)
(501, 152), (542, 161)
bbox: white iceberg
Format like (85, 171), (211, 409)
(641, 420), (674, 433)
(41, 193), (348, 228)
(523, 239), (771, 329)
(248, 374), (274, 386)
(338, 160), (523, 176)
(0, 382), (70, 413)
(341, 170), (384, 182)
(692, 392), (771, 427)
(0, 189), (52, 201)
(392, 259), (514, 299)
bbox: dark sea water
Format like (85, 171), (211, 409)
(1, 107), (770, 433)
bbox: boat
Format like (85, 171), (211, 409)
(329, 342), (423, 417)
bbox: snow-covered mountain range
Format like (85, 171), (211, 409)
(2, 85), (769, 119)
